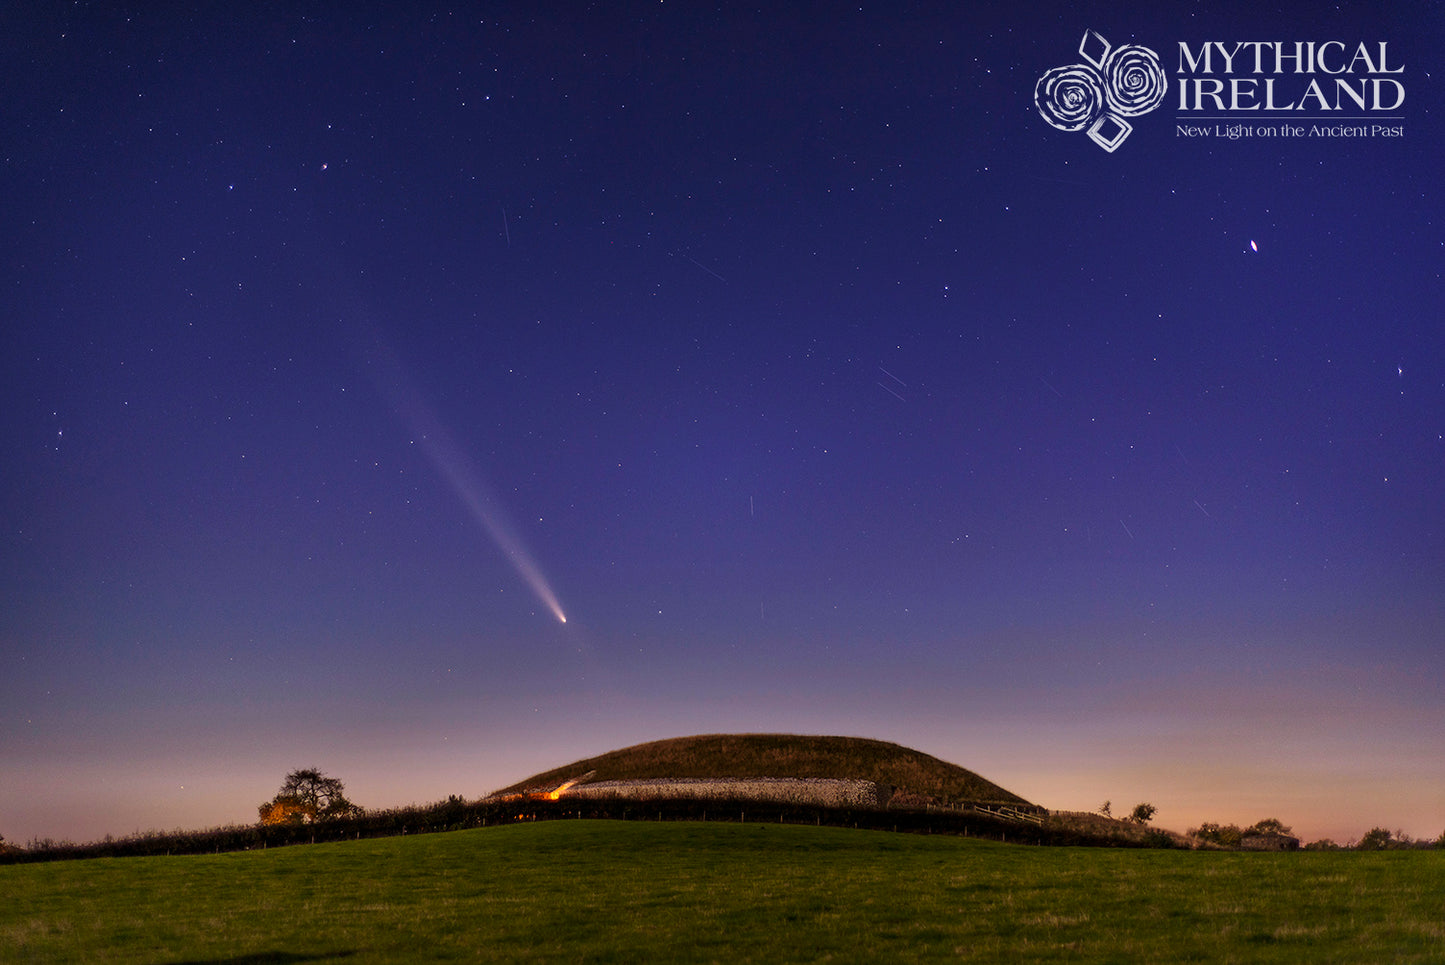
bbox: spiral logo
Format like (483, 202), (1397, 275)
(1102, 44), (1167, 117)
(1034, 65), (1106, 133)
(1035, 30), (1166, 152)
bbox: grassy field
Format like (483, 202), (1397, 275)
(4, 820), (1442, 963)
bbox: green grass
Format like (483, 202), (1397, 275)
(5, 821), (1443, 963)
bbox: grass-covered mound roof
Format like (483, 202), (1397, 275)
(492, 733), (1031, 806)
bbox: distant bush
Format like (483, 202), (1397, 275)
(3, 792), (1195, 865)
(1189, 822), (1243, 847)
(1142, 829), (1180, 849)
(1044, 811), (1197, 849)
(1187, 818), (1302, 850)
(1354, 828), (1434, 851)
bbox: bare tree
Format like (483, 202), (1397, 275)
(258, 768), (359, 825)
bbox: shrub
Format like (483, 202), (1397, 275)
(1189, 822), (1243, 847)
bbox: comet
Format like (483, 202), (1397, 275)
(363, 333), (568, 624)
(417, 430), (569, 625)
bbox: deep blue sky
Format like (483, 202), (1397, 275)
(3, 2), (1441, 846)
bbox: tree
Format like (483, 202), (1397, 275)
(1098, 801), (1112, 818)
(1246, 818), (1293, 837)
(1356, 827), (1395, 851)
(258, 768), (359, 825)
(1129, 802), (1157, 825)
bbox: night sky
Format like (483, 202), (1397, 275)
(4, 2), (1441, 847)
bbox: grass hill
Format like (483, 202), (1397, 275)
(491, 733), (1032, 806)
(8, 822), (1445, 963)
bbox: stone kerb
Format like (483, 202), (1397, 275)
(561, 777), (887, 808)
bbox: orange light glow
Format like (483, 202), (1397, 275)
(545, 776), (585, 800)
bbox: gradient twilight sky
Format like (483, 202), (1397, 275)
(3, 2), (1442, 848)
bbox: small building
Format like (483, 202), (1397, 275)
(1239, 832), (1300, 851)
